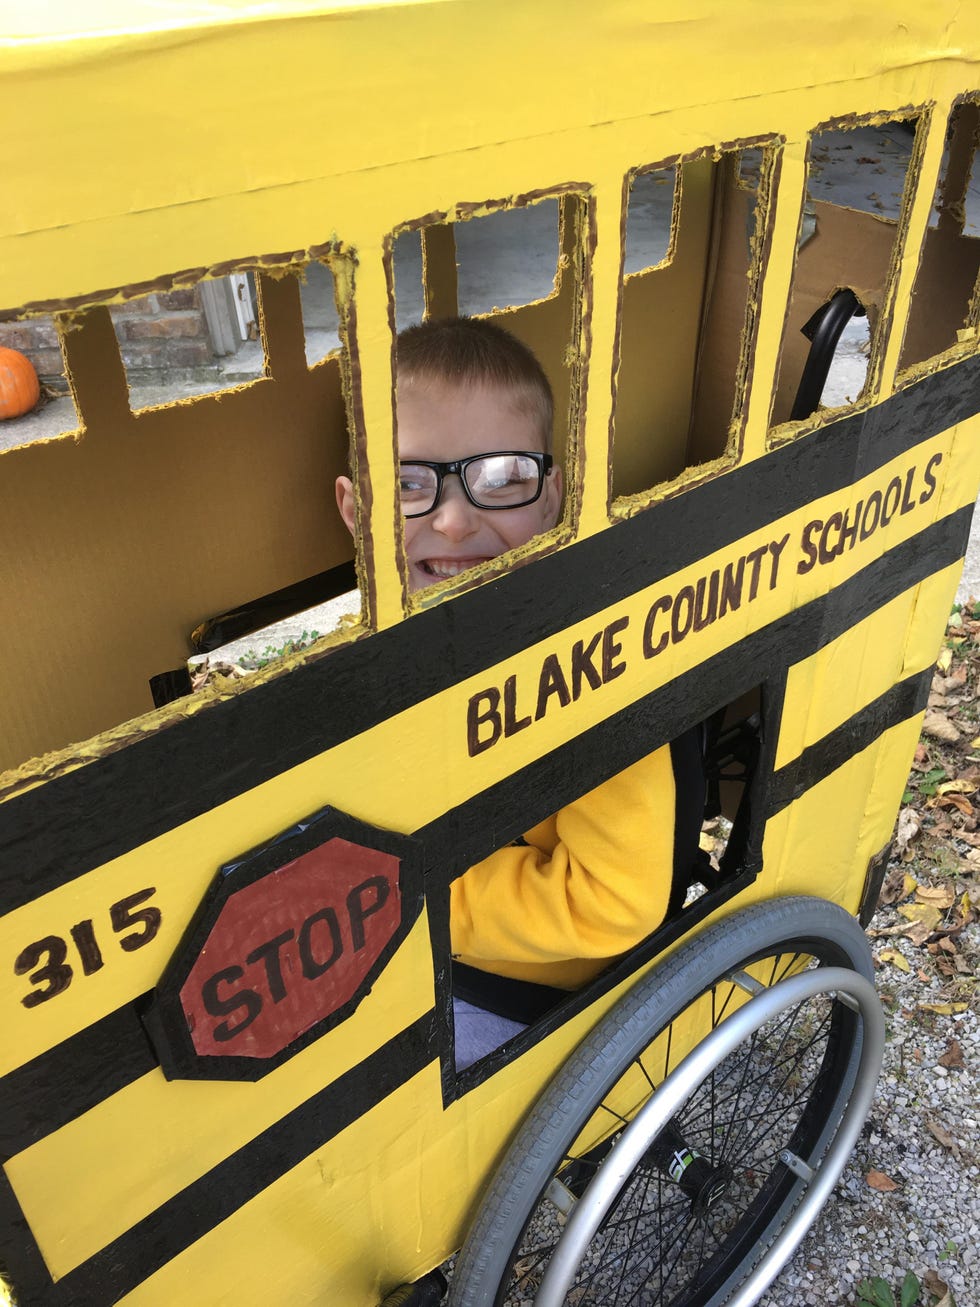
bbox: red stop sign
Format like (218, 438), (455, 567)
(179, 837), (401, 1060)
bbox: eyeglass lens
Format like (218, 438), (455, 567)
(399, 454), (544, 514)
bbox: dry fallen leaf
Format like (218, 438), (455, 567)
(897, 902), (942, 928)
(938, 1038), (965, 1068)
(925, 1118), (957, 1150)
(915, 884), (956, 908)
(903, 921), (933, 946)
(878, 948), (911, 973)
(922, 1269), (950, 1301)
(937, 792), (975, 817)
(865, 1169), (899, 1191)
(937, 647), (954, 673)
(877, 868), (908, 906)
(937, 777), (977, 795)
(918, 1001), (969, 1014)
(922, 711), (961, 743)
(893, 809), (921, 856)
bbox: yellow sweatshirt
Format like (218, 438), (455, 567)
(449, 745), (676, 990)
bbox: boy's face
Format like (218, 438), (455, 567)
(336, 376), (563, 592)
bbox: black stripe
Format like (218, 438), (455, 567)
(0, 1167), (50, 1303)
(0, 506), (969, 1167)
(0, 1004), (156, 1162)
(416, 510), (971, 877)
(2, 355), (979, 911)
(767, 667), (934, 816)
(16, 1014), (438, 1307)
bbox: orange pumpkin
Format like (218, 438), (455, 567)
(0, 345), (41, 419)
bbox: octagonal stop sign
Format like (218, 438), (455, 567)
(146, 807), (420, 1081)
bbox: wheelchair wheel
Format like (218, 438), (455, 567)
(449, 896), (884, 1307)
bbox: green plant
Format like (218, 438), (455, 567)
(856, 1272), (921, 1307)
(240, 630), (321, 670)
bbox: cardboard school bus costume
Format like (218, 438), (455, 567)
(2, 2), (980, 1303)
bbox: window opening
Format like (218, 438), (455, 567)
(451, 687), (764, 1074)
(455, 199), (560, 314)
(898, 98), (980, 374)
(392, 229), (425, 330)
(0, 313), (80, 450)
(387, 195), (582, 602)
(1, 250), (358, 774)
(111, 275), (266, 410)
(299, 261), (342, 366)
(612, 143), (774, 503)
(770, 117), (920, 430)
(624, 166), (677, 275)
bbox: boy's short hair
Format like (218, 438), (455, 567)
(396, 316), (554, 450)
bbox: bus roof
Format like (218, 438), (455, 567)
(1, 0), (979, 310)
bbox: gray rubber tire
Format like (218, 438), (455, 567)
(448, 895), (878, 1307)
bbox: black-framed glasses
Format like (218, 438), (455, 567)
(398, 451), (553, 518)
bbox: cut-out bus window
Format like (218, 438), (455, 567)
(624, 166), (677, 274)
(612, 144), (773, 502)
(455, 200), (560, 314)
(388, 195), (583, 602)
(770, 118), (920, 430)
(0, 251), (357, 774)
(392, 199), (562, 325)
(452, 686), (765, 1074)
(898, 99), (980, 374)
(392, 229), (425, 329)
(111, 275), (266, 410)
(0, 313), (80, 450)
(299, 261), (342, 366)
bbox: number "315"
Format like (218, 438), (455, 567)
(14, 888), (162, 1009)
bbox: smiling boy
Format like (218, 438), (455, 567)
(337, 315), (563, 592)
(336, 316), (680, 1067)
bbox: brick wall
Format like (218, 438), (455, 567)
(0, 287), (221, 394)
(111, 288), (215, 380)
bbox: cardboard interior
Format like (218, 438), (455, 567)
(0, 264), (354, 774)
(613, 148), (768, 499)
(899, 99), (980, 372)
(394, 194), (581, 475)
(0, 195), (585, 777)
(770, 120), (919, 427)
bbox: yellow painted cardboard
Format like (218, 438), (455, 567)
(2, 3), (980, 1304)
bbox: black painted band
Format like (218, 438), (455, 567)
(0, 1004), (156, 1162)
(2, 353), (979, 911)
(0, 505), (969, 1173)
(2, 1013), (437, 1307)
(768, 667), (934, 816)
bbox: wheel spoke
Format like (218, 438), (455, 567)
(463, 913), (878, 1307)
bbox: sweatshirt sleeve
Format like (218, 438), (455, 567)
(449, 745), (676, 982)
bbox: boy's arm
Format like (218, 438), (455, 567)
(449, 745), (676, 978)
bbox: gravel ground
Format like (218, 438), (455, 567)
(761, 902), (979, 1307)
